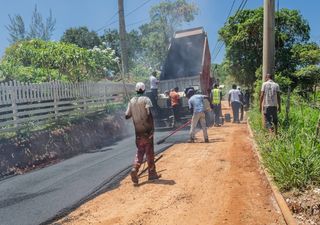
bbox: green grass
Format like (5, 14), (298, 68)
(249, 95), (320, 191)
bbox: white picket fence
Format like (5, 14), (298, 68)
(0, 80), (135, 133)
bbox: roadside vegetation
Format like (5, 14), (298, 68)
(249, 95), (320, 191)
(218, 7), (320, 192)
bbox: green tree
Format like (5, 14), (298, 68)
(139, 0), (198, 68)
(0, 39), (118, 83)
(5, 15), (26, 43)
(292, 43), (320, 96)
(6, 5), (56, 43)
(100, 29), (143, 68)
(219, 8), (313, 89)
(211, 63), (230, 85)
(28, 5), (56, 41)
(61, 26), (101, 49)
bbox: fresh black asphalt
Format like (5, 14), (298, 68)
(0, 130), (189, 225)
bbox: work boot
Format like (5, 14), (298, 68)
(148, 170), (161, 181)
(130, 168), (139, 184)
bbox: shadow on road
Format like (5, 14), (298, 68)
(137, 179), (176, 187)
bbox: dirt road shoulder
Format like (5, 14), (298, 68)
(56, 119), (286, 225)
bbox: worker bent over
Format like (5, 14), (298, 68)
(125, 82), (160, 184)
(187, 89), (209, 143)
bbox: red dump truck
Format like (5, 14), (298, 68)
(152, 27), (214, 128)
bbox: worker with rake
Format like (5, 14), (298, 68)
(186, 89), (209, 143)
(125, 82), (160, 185)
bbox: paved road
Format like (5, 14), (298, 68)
(0, 130), (189, 225)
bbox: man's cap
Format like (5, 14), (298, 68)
(135, 82), (145, 92)
(187, 89), (195, 96)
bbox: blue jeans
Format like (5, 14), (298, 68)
(231, 101), (241, 122)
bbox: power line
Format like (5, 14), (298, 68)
(95, 0), (153, 33)
(226, 0), (237, 22)
(212, 0), (249, 62)
(211, 0), (237, 58)
(126, 18), (149, 28)
(212, 42), (224, 62)
(96, 11), (119, 33)
(126, 0), (153, 17)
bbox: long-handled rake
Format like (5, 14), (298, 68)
(156, 120), (191, 145)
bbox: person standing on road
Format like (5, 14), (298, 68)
(169, 87), (180, 127)
(125, 82), (160, 185)
(187, 89), (209, 143)
(149, 71), (159, 108)
(238, 86), (244, 121)
(211, 84), (222, 126)
(259, 74), (281, 134)
(228, 84), (242, 123)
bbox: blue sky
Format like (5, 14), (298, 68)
(0, 0), (319, 63)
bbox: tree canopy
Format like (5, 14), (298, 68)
(6, 5), (56, 43)
(139, 0), (198, 68)
(219, 7), (319, 91)
(61, 27), (101, 49)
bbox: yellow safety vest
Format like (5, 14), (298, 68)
(211, 88), (220, 104)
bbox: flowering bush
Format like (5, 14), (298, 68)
(0, 39), (118, 82)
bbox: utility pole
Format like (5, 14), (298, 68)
(262, 0), (275, 81)
(118, 0), (129, 77)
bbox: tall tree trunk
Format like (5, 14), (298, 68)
(118, 0), (129, 77)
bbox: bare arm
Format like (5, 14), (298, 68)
(125, 102), (132, 119)
(228, 94), (231, 106)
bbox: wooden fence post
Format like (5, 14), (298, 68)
(53, 81), (59, 119)
(10, 81), (18, 127)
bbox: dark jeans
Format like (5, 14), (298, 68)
(213, 104), (221, 125)
(231, 101), (241, 122)
(150, 89), (158, 108)
(240, 103), (244, 121)
(172, 104), (180, 122)
(264, 106), (278, 129)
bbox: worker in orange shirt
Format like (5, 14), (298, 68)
(169, 87), (180, 127)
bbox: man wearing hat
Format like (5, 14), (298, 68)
(125, 82), (160, 184)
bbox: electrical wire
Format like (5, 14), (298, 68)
(95, 0), (153, 33)
(126, 18), (149, 28)
(211, 0), (249, 62)
(96, 11), (119, 33)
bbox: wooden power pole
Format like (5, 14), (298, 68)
(118, 0), (129, 77)
(262, 0), (275, 81)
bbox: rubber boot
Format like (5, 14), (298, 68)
(148, 169), (161, 181)
(130, 164), (140, 184)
